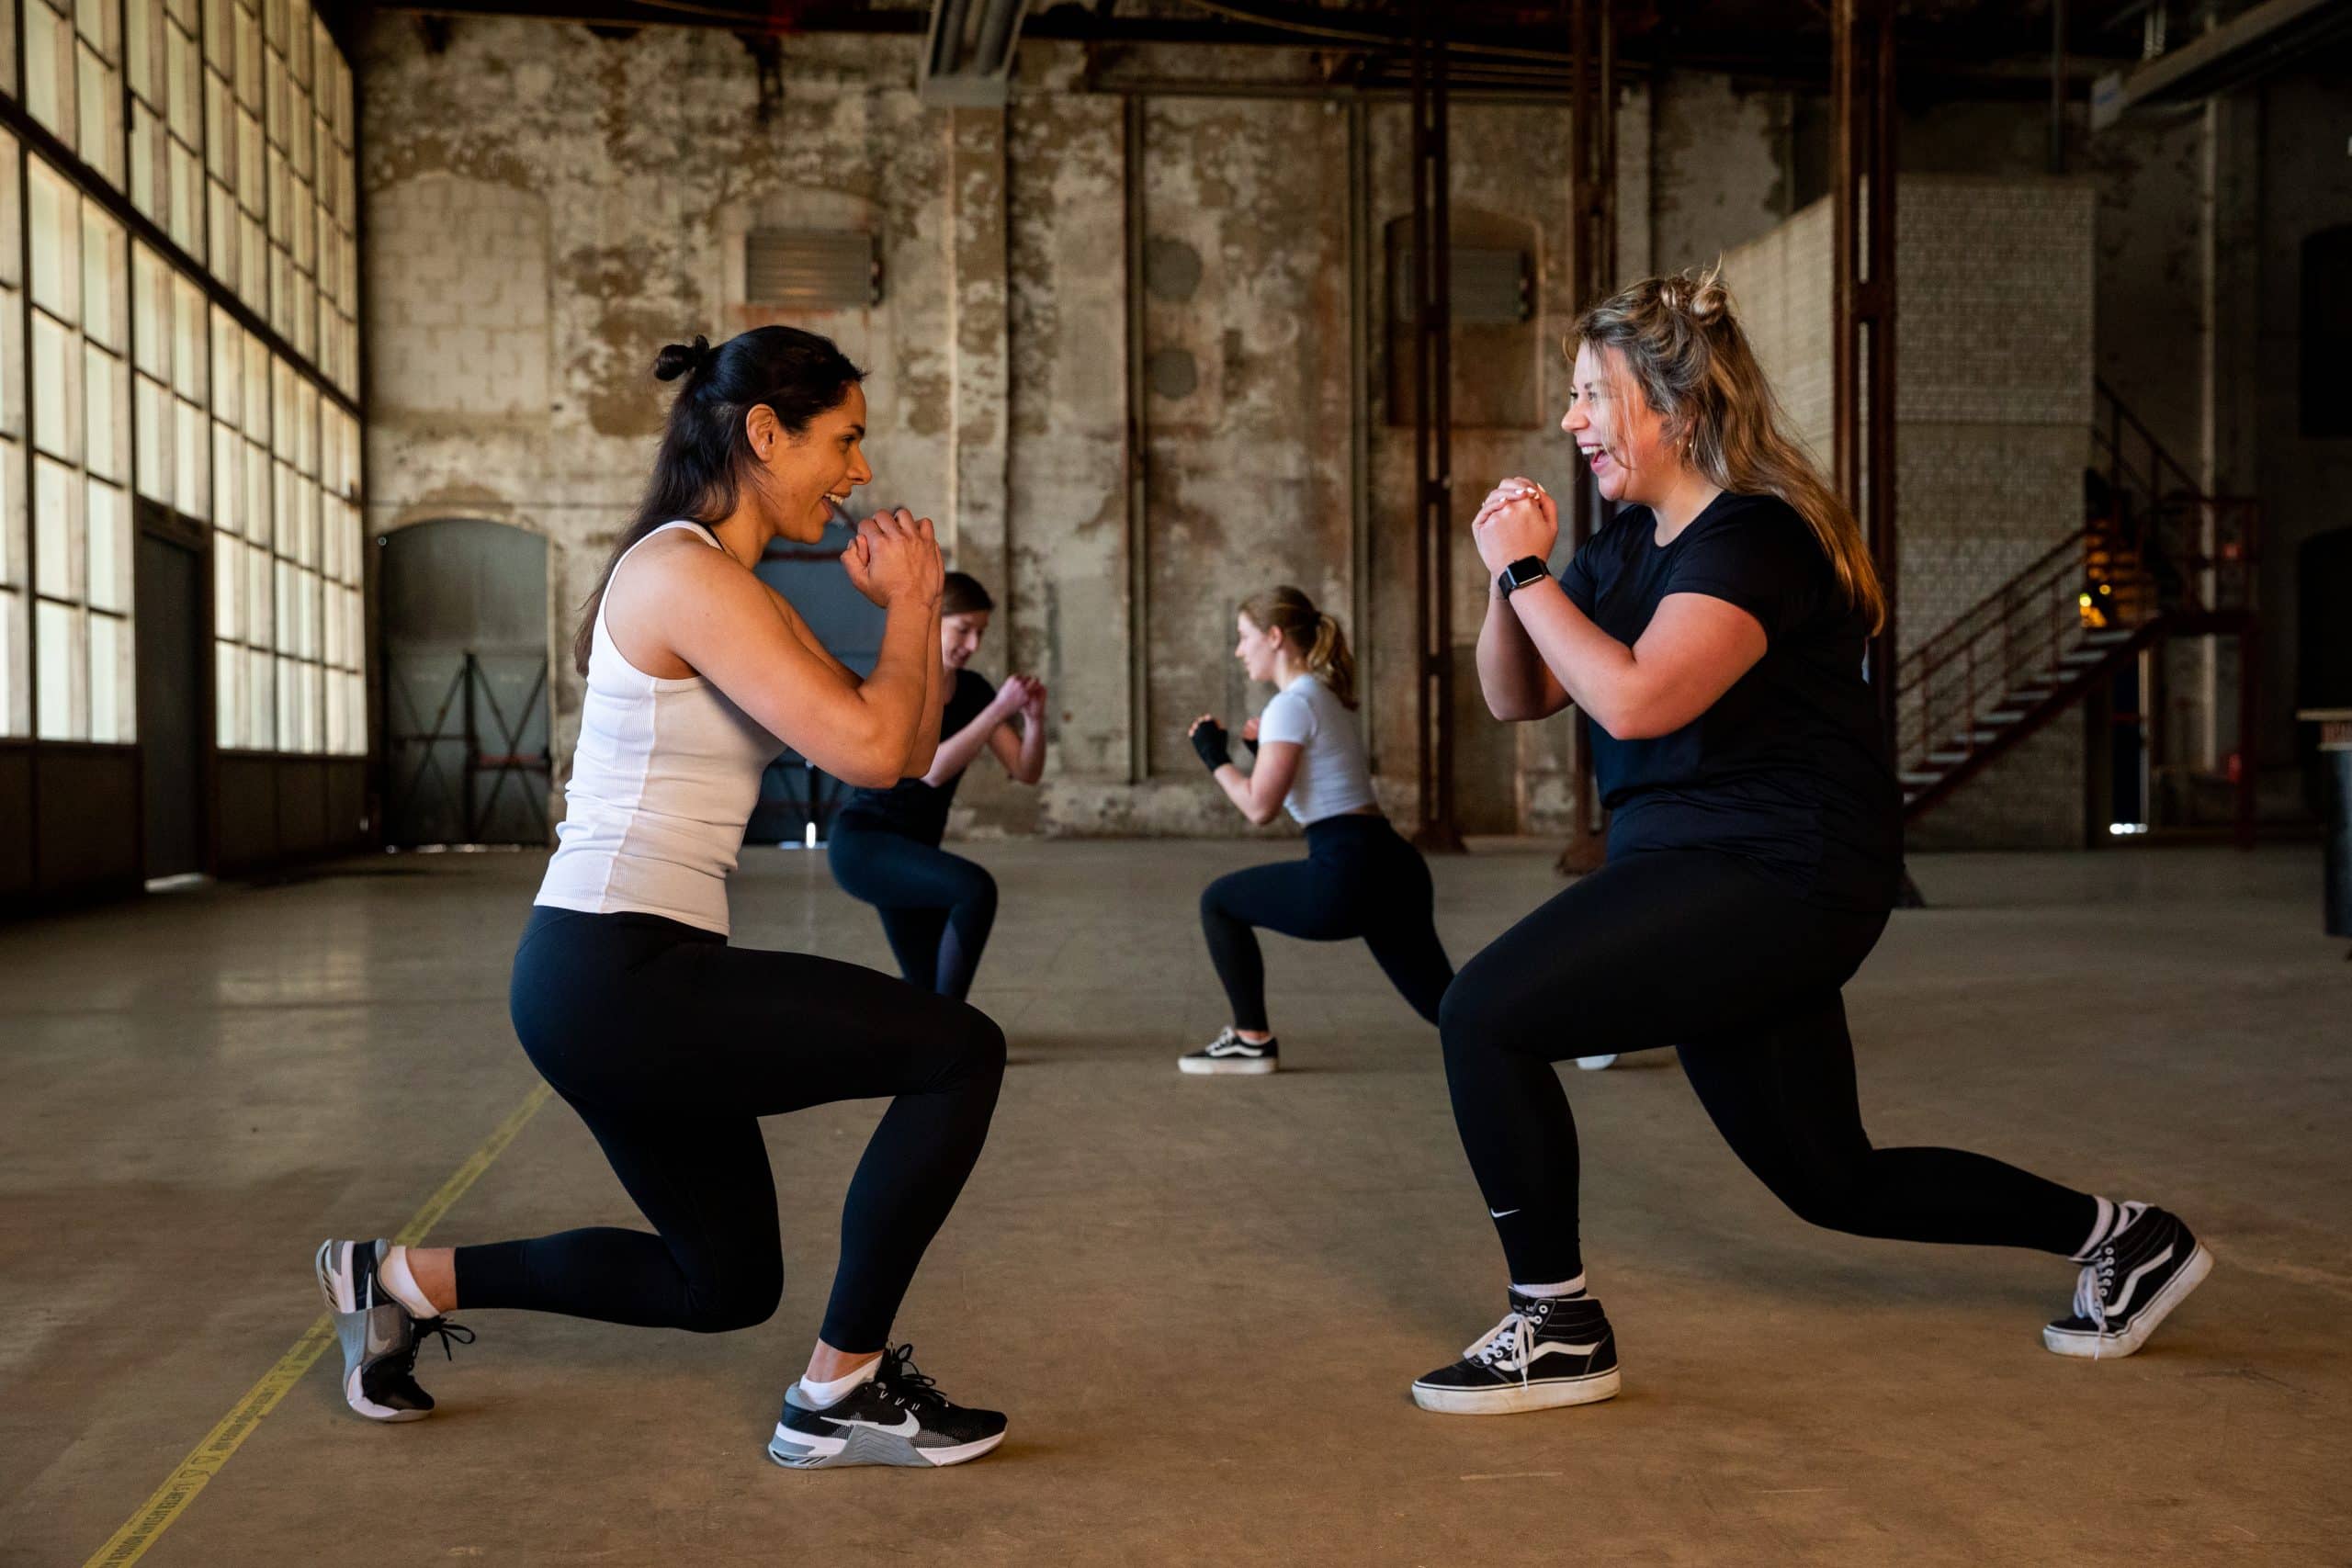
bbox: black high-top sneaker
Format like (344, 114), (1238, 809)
(768, 1345), (1008, 1469)
(1410, 1288), (1620, 1415)
(1178, 1027), (1279, 1076)
(2043, 1203), (2212, 1359)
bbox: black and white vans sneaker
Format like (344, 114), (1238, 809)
(314, 1238), (474, 1422)
(2043, 1203), (2212, 1359)
(1178, 1027), (1278, 1076)
(1411, 1288), (1621, 1415)
(768, 1345), (1007, 1470)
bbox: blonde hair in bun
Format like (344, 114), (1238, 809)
(1571, 265), (1885, 633)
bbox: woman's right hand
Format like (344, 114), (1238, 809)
(842, 508), (944, 609)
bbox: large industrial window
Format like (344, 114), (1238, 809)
(5, 0), (362, 759)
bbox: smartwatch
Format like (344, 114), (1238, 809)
(1496, 556), (1547, 597)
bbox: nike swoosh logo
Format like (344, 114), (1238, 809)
(824, 1412), (921, 1437)
(1489, 1208), (1520, 1219)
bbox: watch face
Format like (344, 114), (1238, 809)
(1507, 558), (1544, 587)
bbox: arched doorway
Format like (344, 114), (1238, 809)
(379, 519), (551, 846)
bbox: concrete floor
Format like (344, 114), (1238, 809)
(2, 840), (2346, 1566)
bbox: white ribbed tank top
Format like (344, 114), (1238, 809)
(534, 521), (783, 935)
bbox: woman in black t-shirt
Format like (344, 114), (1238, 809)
(827, 571), (1046, 999)
(1409, 270), (2211, 1417)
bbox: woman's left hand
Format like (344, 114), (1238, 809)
(1470, 477), (1558, 576)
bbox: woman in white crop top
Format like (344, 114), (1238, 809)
(314, 327), (1012, 1470)
(1177, 585), (1454, 1076)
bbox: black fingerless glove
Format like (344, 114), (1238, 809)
(1191, 720), (1232, 772)
(1240, 733), (1257, 756)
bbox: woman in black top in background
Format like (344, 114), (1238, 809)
(1408, 270), (2212, 1417)
(828, 572), (1046, 999)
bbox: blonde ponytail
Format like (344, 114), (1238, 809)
(1240, 587), (1359, 710)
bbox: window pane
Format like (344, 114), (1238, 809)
(134, 372), (170, 501)
(129, 105), (163, 220)
(35, 597), (85, 739)
(29, 160), (83, 324)
(215, 637), (239, 746)
(210, 418), (237, 520)
(33, 453), (81, 601)
(90, 611), (131, 740)
(213, 530), (239, 639)
(25, 1), (77, 146)
(32, 312), (83, 461)
(175, 398), (205, 516)
(77, 43), (124, 189)
(0, 591), (27, 739)
(79, 203), (128, 354)
(127, 0), (159, 101)
(170, 140), (203, 258)
(167, 21), (199, 143)
(0, 438), (22, 588)
(242, 437), (266, 541)
(85, 343), (129, 482)
(86, 479), (129, 613)
(243, 525), (268, 639)
(209, 305), (239, 424)
(131, 244), (170, 379)
(173, 276), (207, 401)
(245, 638), (269, 748)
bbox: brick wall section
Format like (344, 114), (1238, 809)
(1721, 177), (2096, 849)
(366, 175), (550, 422)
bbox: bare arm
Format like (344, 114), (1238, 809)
(627, 514), (942, 787)
(1209, 737), (1301, 827)
(1476, 579), (1573, 721)
(922, 678), (1024, 787)
(900, 598), (947, 780)
(1469, 483), (1768, 739)
(983, 679), (1048, 785)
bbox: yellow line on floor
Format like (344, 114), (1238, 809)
(80, 1081), (556, 1568)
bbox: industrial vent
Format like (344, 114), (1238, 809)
(1393, 246), (1532, 326)
(744, 230), (881, 310)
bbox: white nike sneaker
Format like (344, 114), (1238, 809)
(1576, 1055), (1619, 1070)
(768, 1345), (1007, 1469)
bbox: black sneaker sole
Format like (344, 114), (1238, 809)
(1409, 1366), (1621, 1415)
(2044, 1243), (2213, 1359)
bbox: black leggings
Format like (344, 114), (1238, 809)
(1440, 850), (2098, 1284)
(1200, 813), (1455, 1032)
(828, 825), (999, 1001)
(455, 907), (1005, 1352)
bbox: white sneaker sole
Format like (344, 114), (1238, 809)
(1410, 1367), (1621, 1415)
(1178, 1056), (1276, 1076)
(2043, 1243), (2213, 1359)
(1575, 1055), (1619, 1070)
(768, 1424), (1006, 1468)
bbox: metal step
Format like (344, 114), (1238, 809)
(1898, 771), (1941, 788)
(1927, 750), (1970, 765)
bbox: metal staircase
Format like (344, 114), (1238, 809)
(1894, 380), (2261, 838)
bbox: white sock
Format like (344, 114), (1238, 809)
(377, 1245), (439, 1319)
(2072, 1197), (2143, 1262)
(797, 1357), (882, 1408)
(1511, 1274), (1587, 1300)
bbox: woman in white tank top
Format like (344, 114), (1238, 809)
(315, 328), (1013, 1470)
(1177, 585), (1454, 1075)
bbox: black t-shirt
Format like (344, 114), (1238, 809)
(832, 669), (999, 846)
(1559, 491), (1902, 910)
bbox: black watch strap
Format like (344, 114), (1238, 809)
(1497, 556), (1547, 597)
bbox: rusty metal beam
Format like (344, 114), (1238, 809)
(1835, 0), (1917, 902)
(1557, 0), (1616, 875)
(1409, 0), (1464, 854)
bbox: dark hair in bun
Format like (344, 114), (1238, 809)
(571, 326), (867, 675)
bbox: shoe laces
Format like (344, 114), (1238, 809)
(876, 1344), (944, 1411)
(404, 1315), (476, 1375)
(1463, 1307), (1541, 1383)
(2070, 1247), (2117, 1333)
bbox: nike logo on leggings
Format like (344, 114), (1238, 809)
(1489, 1207), (1521, 1219)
